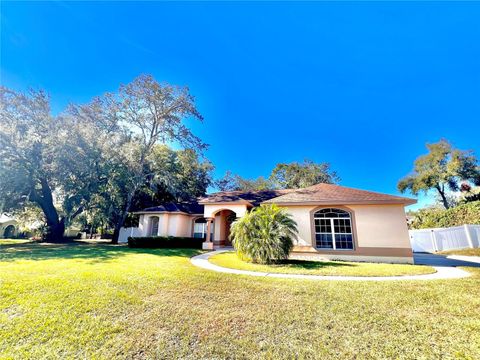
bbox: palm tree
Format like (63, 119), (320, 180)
(229, 204), (298, 264)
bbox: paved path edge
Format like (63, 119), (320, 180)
(190, 250), (472, 282)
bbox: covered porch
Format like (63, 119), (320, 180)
(200, 203), (249, 250)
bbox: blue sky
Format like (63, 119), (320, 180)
(1, 2), (479, 209)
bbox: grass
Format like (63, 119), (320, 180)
(1, 242), (479, 359)
(439, 248), (480, 256)
(209, 251), (435, 277)
(0, 239), (33, 246)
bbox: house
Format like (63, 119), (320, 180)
(132, 183), (416, 263)
(0, 214), (18, 238)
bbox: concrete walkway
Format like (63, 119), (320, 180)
(191, 250), (472, 282)
(414, 253), (480, 267)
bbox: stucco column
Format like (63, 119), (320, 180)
(202, 218), (214, 250)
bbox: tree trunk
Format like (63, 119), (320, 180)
(112, 223), (122, 245)
(112, 210), (129, 244)
(30, 178), (66, 242)
(44, 218), (65, 243)
(436, 185), (450, 209)
(111, 190), (136, 244)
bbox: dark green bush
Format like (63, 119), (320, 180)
(127, 236), (204, 249)
(411, 201), (480, 229)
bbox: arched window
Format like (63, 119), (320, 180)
(193, 218), (214, 240)
(314, 208), (354, 250)
(149, 217), (159, 236)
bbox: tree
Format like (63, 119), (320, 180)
(269, 159), (339, 189)
(229, 204), (297, 264)
(215, 171), (239, 191)
(149, 146), (213, 203)
(129, 145), (214, 210)
(71, 75), (206, 243)
(216, 159), (339, 192)
(215, 171), (272, 192)
(0, 87), (108, 241)
(398, 139), (480, 209)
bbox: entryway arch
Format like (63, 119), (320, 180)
(211, 209), (237, 247)
(3, 225), (16, 238)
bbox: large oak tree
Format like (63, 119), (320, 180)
(71, 75), (206, 243)
(0, 88), (111, 241)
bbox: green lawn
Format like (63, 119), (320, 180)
(439, 248), (480, 257)
(1, 242), (480, 359)
(209, 251), (435, 277)
(0, 239), (33, 245)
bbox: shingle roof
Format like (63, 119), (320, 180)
(198, 189), (295, 206)
(140, 183), (415, 214)
(262, 183), (416, 205)
(139, 202), (204, 214)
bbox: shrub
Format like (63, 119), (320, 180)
(411, 201), (480, 229)
(229, 204), (298, 264)
(128, 236), (204, 249)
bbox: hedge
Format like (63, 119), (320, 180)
(127, 236), (204, 249)
(411, 201), (480, 229)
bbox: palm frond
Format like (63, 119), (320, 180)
(230, 204), (298, 264)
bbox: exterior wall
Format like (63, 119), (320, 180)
(159, 214), (169, 236)
(139, 213), (194, 237)
(351, 204), (411, 249)
(167, 214), (192, 237)
(280, 204), (413, 263)
(282, 206), (313, 246)
(290, 253), (412, 264)
(203, 204), (248, 218)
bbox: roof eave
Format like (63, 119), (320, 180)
(262, 199), (417, 206)
(197, 200), (253, 206)
(133, 210), (191, 215)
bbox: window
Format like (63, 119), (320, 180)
(150, 216), (159, 236)
(193, 218), (214, 240)
(314, 208), (354, 250)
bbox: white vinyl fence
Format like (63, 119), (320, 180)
(118, 227), (141, 243)
(409, 224), (480, 253)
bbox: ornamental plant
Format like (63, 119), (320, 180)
(229, 204), (298, 264)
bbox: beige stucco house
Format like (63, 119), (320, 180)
(0, 214), (18, 238)
(133, 183), (416, 263)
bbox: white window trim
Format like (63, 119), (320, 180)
(314, 212), (354, 251)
